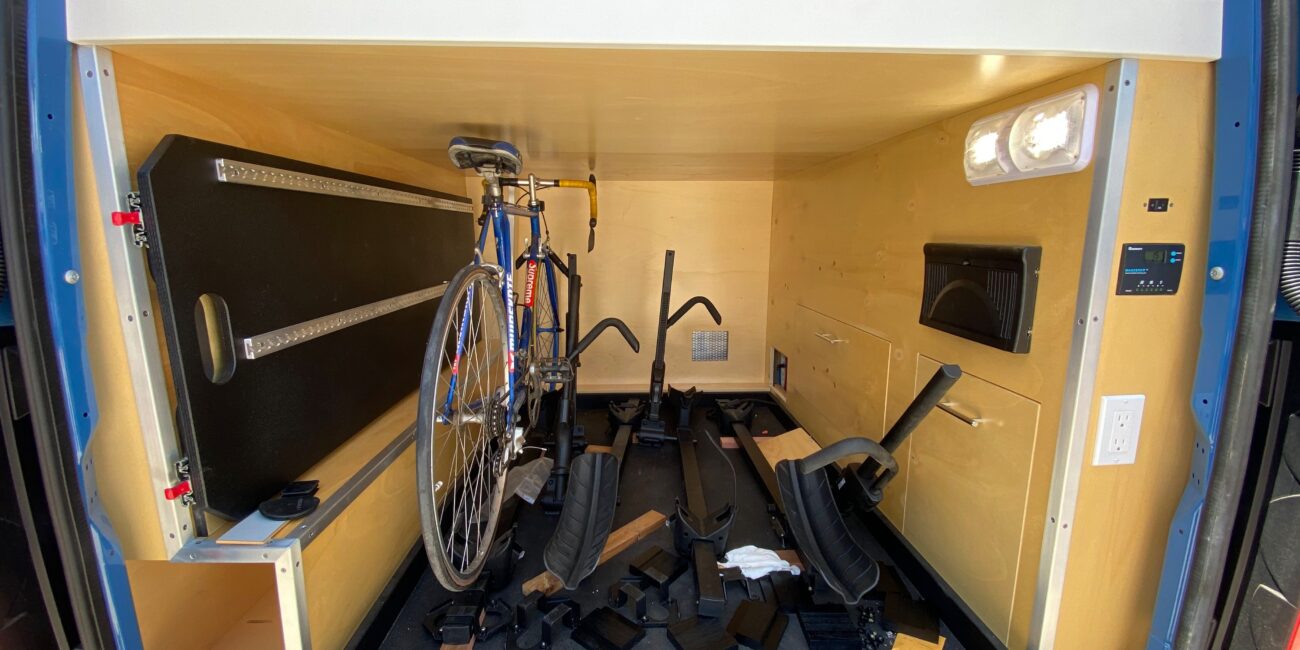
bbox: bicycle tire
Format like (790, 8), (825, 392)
(417, 263), (513, 591)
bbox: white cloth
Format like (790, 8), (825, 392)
(717, 545), (801, 579)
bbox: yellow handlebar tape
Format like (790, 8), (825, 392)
(556, 179), (598, 225)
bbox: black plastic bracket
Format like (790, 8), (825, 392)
(608, 399), (644, 466)
(726, 600), (788, 650)
(572, 607), (646, 650)
(629, 545), (686, 594)
(667, 616), (739, 650)
(508, 593), (581, 650)
(423, 590), (487, 645)
(540, 603), (577, 648)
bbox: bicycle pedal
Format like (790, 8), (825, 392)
(537, 357), (574, 384)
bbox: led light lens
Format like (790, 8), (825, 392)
(963, 112), (1014, 183)
(970, 132), (999, 165)
(1009, 87), (1097, 172)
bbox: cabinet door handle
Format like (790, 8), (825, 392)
(938, 401), (987, 427)
(814, 331), (846, 344)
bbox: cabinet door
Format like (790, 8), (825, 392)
(903, 355), (1041, 643)
(788, 305), (891, 445)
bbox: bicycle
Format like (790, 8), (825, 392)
(417, 136), (600, 590)
(509, 170), (602, 430)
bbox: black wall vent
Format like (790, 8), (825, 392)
(919, 243), (1041, 354)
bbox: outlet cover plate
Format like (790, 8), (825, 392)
(1093, 394), (1145, 466)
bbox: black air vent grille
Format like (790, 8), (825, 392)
(919, 244), (1041, 354)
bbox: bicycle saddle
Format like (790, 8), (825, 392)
(448, 136), (523, 176)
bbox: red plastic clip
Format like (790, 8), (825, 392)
(111, 211), (141, 226)
(163, 480), (192, 501)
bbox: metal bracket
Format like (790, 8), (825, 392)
(124, 191), (147, 247)
(172, 457), (195, 506)
(79, 45), (192, 556)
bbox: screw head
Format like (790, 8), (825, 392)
(63, 270), (80, 284)
(1209, 266), (1226, 281)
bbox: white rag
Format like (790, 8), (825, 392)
(717, 545), (801, 579)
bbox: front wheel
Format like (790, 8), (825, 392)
(417, 264), (513, 591)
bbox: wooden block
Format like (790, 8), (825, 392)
(775, 548), (805, 572)
(754, 428), (821, 469)
(522, 510), (668, 596)
(894, 633), (946, 649)
(585, 445), (612, 454)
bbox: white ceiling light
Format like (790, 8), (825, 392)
(963, 84), (1099, 186)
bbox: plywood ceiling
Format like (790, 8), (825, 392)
(110, 45), (1104, 180)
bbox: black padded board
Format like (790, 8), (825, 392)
(138, 135), (474, 522)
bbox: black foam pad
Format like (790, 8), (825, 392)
(258, 495), (320, 521)
(544, 452), (620, 589)
(776, 459), (880, 604)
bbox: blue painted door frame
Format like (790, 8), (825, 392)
(27, 0), (143, 646)
(1147, 0), (1279, 646)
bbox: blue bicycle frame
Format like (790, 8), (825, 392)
(516, 212), (563, 385)
(441, 194), (562, 422)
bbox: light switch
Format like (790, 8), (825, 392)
(1093, 394), (1145, 466)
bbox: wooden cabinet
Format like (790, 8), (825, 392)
(904, 355), (1042, 643)
(787, 305), (891, 445)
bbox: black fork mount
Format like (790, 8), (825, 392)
(632, 250), (732, 618)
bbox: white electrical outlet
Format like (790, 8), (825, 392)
(1093, 394), (1145, 466)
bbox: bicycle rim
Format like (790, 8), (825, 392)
(416, 265), (511, 590)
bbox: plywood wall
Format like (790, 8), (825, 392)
(80, 51), (469, 646)
(523, 181), (774, 392)
(1054, 60), (1214, 649)
(767, 66), (1106, 646)
(766, 60), (1214, 648)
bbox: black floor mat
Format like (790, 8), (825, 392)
(375, 401), (964, 649)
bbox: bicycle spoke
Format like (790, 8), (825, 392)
(420, 268), (511, 589)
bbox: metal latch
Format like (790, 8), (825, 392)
(165, 457), (195, 505)
(112, 192), (148, 248)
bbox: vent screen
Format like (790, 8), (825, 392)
(692, 331), (729, 361)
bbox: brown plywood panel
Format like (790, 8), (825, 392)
(755, 428), (823, 468)
(107, 45), (1099, 180)
(905, 357), (1041, 642)
(538, 181), (774, 389)
(789, 305), (891, 444)
(111, 53), (466, 193)
(126, 560), (280, 649)
(765, 64), (1108, 644)
(1053, 61), (1214, 649)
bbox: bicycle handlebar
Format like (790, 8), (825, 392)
(501, 174), (599, 251)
